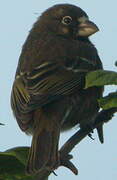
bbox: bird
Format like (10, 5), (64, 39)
(11, 4), (104, 175)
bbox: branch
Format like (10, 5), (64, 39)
(35, 107), (117, 180)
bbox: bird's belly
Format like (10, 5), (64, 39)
(61, 88), (100, 131)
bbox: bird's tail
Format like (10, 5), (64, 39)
(26, 111), (60, 174)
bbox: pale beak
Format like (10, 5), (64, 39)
(78, 20), (99, 37)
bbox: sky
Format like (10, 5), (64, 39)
(0, 0), (117, 179)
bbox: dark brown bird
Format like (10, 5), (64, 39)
(11, 4), (103, 174)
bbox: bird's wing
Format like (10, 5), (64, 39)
(11, 61), (87, 127)
(11, 61), (86, 112)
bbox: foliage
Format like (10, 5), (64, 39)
(0, 147), (36, 180)
(85, 69), (117, 109)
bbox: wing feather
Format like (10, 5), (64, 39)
(11, 61), (87, 128)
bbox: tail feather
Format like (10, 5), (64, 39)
(26, 115), (60, 174)
(26, 129), (52, 174)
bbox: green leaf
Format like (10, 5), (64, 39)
(98, 92), (117, 109)
(5, 146), (29, 165)
(0, 147), (35, 180)
(85, 70), (117, 88)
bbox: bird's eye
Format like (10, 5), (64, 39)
(62, 16), (72, 25)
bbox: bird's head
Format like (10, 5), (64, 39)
(35, 4), (99, 40)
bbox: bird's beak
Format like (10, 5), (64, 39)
(78, 20), (99, 37)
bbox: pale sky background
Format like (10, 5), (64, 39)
(0, 0), (117, 179)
